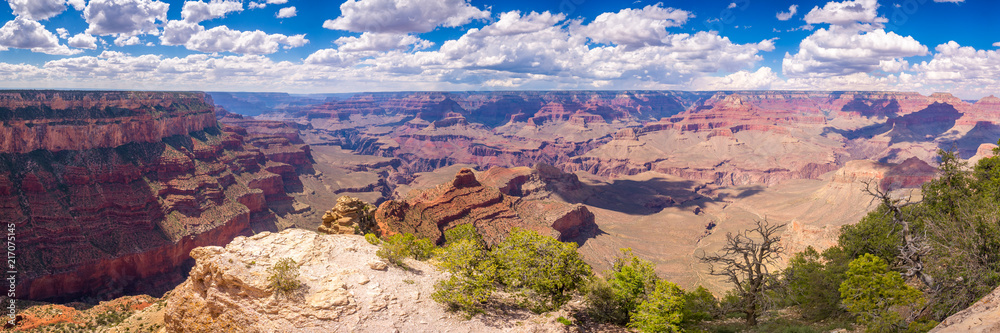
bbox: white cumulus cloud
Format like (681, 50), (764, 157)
(776, 5), (798, 21)
(0, 16), (80, 55)
(7, 0), (66, 21)
(305, 48), (362, 66)
(84, 0), (169, 36)
(693, 67), (779, 90)
(335, 32), (433, 52)
(783, 26), (927, 77)
(67, 0), (85, 11)
(68, 33), (98, 49)
(911, 41), (1000, 94)
(575, 4), (692, 48)
(183, 25), (308, 54)
(114, 35), (141, 46)
(181, 0), (243, 23)
(323, 0), (490, 33)
(276, 6), (296, 18)
(160, 20), (204, 45)
(803, 0), (885, 26)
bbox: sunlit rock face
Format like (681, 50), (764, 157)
(0, 91), (310, 301)
(374, 166), (597, 246)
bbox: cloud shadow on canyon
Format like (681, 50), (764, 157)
(551, 176), (763, 217)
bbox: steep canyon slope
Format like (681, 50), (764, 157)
(0, 91), (312, 301)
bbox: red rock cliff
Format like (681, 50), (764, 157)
(0, 91), (302, 302)
(374, 167), (596, 245)
(0, 91), (217, 153)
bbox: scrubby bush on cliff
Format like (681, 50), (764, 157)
(584, 248), (659, 324)
(433, 227), (591, 315)
(782, 246), (848, 321)
(267, 258), (301, 295)
(444, 224), (483, 245)
(681, 286), (721, 325)
(584, 248), (715, 331)
(432, 236), (496, 315)
(839, 254), (925, 333)
(376, 233), (436, 268)
(364, 233), (380, 245)
(628, 279), (687, 333)
(491, 228), (592, 312)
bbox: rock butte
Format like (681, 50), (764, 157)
(374, 166), (597, 245)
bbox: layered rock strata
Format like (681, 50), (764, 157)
(0, 91), (310, 301)
(317, 196), (371, 234)
(252, 90), (1000, 187)
(374, 167), (596, 245)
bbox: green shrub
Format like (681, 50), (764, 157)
(267, 258), (301, 295)
(444, 224), (483, 245)
(628, 279), (686, 333)
(840, 254), (924, 333)
(490, 228), (592, 313)
(433, 227), (592, 315)
(556, 316), (573, 326)
(376, 233), (436, 268)
(837, 206), (903, 265)
(681, 286), (720, 325)
(783, 246), (846, 321)
(585, 248), (660, 325)
(412, 238), (436, 260)
(364, 233), (380, 245)
(432, 238), (495, 315)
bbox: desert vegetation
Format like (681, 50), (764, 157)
(267, 258), (302, 295)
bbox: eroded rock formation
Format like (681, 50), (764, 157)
(374, 167), (596, 245)
(0, 91), (311, 301)
(317, 196), (372, 234)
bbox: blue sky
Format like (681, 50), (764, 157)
(0, 0), (997, 98)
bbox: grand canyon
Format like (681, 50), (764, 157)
(4, 0), (1000, 331)
(1, 88), (997, 331)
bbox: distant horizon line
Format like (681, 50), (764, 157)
(2, 88), (994, 100)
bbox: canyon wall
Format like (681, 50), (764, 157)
(251, 90), (1000, 187)
(0, 91), (310, 301)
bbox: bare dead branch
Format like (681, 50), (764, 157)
(699, 218), (785, 326)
